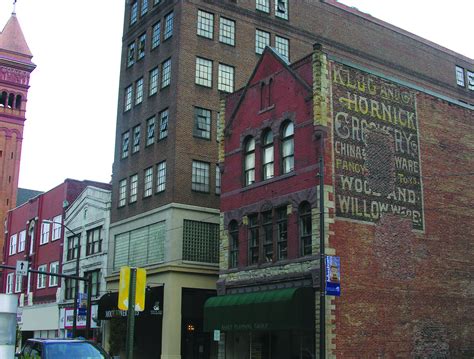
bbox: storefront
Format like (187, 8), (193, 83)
(204, 287), (315, 359)
(98, 286), (163, 359)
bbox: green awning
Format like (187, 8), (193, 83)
(204, 287), (314, 332)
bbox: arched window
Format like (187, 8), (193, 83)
(8, 93), (14, 108)
(281, 121), (294, 174)
(229, 220), (239, 268)
(244, 137), (255, 186)
(262, 129), (274, 180)
(0, 91), (7, 107)
(299, 202), (312, 256)
(15, 95), (22, 109)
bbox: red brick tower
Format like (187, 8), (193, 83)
(0, 11), (35, 261)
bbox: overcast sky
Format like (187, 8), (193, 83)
(1, 0), (472, 192)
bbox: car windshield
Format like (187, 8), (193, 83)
(44, 342), (107, 359)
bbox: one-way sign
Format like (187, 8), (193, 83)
(16, 260), (29, 276)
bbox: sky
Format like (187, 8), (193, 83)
(0, 0), (472, 192)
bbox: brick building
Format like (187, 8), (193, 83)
(0, 12), (35, 261)
(2, 179), (110, 343)
(206, 38), (473, 359)
(109, 0), (472, 358)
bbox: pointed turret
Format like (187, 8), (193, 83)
(0, 13), (34, 66)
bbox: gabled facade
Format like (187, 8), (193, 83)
(58, 185), (111, 341)
(210, 42), (474, 358)
(0, 13), (35, 260)
(2, 179), (110, 342)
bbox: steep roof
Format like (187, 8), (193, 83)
(0, 13), (34, 65)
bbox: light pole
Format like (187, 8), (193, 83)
(43, 220), (85, 338)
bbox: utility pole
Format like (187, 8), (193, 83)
(318, 133), (326, 359)
(72, 233), (81, 338)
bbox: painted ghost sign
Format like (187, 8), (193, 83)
(331, 62), (424, 230)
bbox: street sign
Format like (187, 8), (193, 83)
(118, 267), (147, 311)
(326, 256), (341, 296)
(16, 260), (28, 276)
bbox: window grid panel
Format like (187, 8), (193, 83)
(86, 227), (102, 256)
(149, 67), (159, 96)
(197, 10), (214, 39)
(229, 222), (239, 268)
(218, 63), (234, 93)
(49, 262), (59, 287)
(182, 220), (219, 263)
(277, 207), (288, 260)
(40, 222), (50, 245)
(159, 109), (168, 139)
(52, 215), (62, 240)
(146, 117), (155, 146)
(275, 0), (289, 19)
(195, 57), (213, 87)
(156, 161), (167, 192)
(121, 131), (129, 158)
(9, 234), (17, 255)
(219, 17), (235, 46)
(164, 12), (174, 40)
(192, 161), (210, 192)
(215, 165), (221, 195)
(255, 29), (270, 54)
(130, 174), (138, 203)
(135, 78), (144, 105)
(138, 33), (146, 60)
(119, 179), (127, 206)
(468, 71), (474, 90)
(132, 125), (141, 153)
(124, 85), (133, 111)
(6, 273), (13, 294)
(130, 2), (138, 25)
(151, 22), (161, 49)
(144, 167), (153, 197)
(18, 230), (26, 252)
(15, 273), (22, 293)
(248, 215), (259, 265)
(194, 107), (211, 139)
(275, 35), (289, 61)
(141, 0), (148, 16)
(161, 59), (171, 88)
(262, 211), (273, 262)
(127, 42), (135, 67)
(456, 66), (465, 87)
(256, 0), (270, 13)
(37, 265), (47, 289)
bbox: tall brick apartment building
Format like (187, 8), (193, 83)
(0, 12), (35, 261)
(108, 0), (473, 358)
(205, 31), (473, 359)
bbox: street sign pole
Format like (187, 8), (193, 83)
(85, 274), (92, 339)
(125, 267), (137, 359)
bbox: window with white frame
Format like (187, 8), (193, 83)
(132, 125), (141, 153)
(149, 67), (159, 96)
(262, 129), (274, 180)
(146, 116), (155, 146)
(144, 167), (153, 197)
(194, 107), (211, 139)
(275, 35), (289, 61)
(281, 121), (294, 174)
(130, 174), (138, 203)
(130, 1), (138, 25)
(159, 108), (169, 139)
(192, 160), (210, 192)
(244, 137), (256, 185)
(122, 131), (130, 159)
(9, 233), (17, 255)
(255, 29), (270, 54)
(152, 22), (161, 49)
(40, 221), (50, 245)
(157, 161), (167, 192)
(197, 10), (214, 39)
(218, 63), (234, 92)
(52, 215), (62, 240)
(275, 0), (288, 19)
(124, 85), (133, 111)
(216, 164), (221, 195)
(49, 261), (59, 287)
(456, 66), (465, 87)
(15, 273), (22, 293)
(164, 12), (174, 40)
(127, 42), (136, 67)
(18, 230), (26, 252)
(137, 33), (146, 60)
(141, 0), (148, 16)
(6, 273), (13, 294)
(135, 78), (144, 105)
(195, 57), (213, 87)
(37, 264), (47, 289)
(468, 71), (474, 90)
(119, 179), (127, 207)
(256, 0), (270, 13)
(161, 58), (171, 88)
(219, 17), (235, 46)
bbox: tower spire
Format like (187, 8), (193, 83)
(13, 0), (17, 15)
